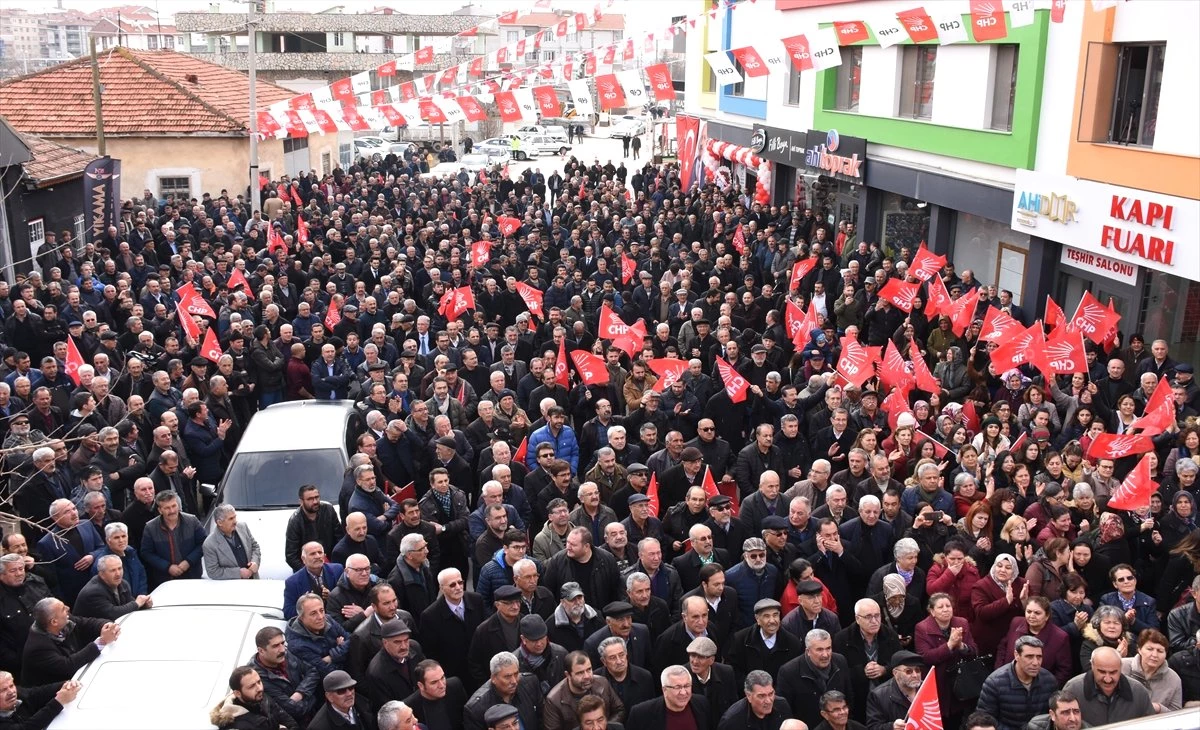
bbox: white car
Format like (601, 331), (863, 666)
(475, 136), (513, 158)
(610, 119), (647, 138)
(352, 136), (387, 159)
(458, 153), (496, 170)
(48, 579), (285, 730)
(520, 134), (572, 157)
(517, 124), (568, 142)
(201, 400), (359, 580)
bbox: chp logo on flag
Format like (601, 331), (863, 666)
(648, 358), (689, 393)
(1044, 331), (1087, 374)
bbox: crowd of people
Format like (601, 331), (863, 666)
(0, 143), (1196, 730)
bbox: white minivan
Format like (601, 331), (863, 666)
(201, 400), (360, 580)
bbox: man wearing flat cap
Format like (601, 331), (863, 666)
(515, 614), (567, 693)
(467, 584), (524, 687)
(725, 598), (803, 685)
(866, 650), (926, 730)
(361, 619), (425, 710)
(482, 704), (520, 730)
(308, 669), (377, 730)
(584, 601), (651, 670)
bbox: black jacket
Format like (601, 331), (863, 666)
(72, 575), (141, 621)
(284, 503), (344, 572)
(833, 623), (902, 722)
(0, 574), (52, 678)
(0, 682), (64, 730)
(306, 697), (377, 730)
(776, 653), (855, 730)
(626, 696), (711, 730)
(724, 625), (804, 686)
(866, 679), (914, 730)
(717, 697), (793, 730)
(597, 664), (656, 713)
(542, 546), (623, 609)
(362, 643), (426, 708)
(403, 677), (468, 730)
(463, 674), (542, 730)
(251, 652), (321, 723)
(672, 548), (732, 593)
(467, 613), (522, 687)
(209, 694), (299, 730)
(419, 594), (487, 692)
(691, 662), (740, 729)
(20, 617), (104, 686)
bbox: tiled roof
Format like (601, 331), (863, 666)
(501, 12), (625, 31)
(90, 17), (180, 35)
(0, 48), (295, 138)
(19, 133), (99, 187)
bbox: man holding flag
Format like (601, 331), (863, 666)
(866, 651), (928, 730)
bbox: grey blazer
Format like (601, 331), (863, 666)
(202, 522), (262, 580)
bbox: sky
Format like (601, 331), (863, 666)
(23, 0), (695, 36)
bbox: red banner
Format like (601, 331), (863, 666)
(716, 356), (750, 403)
(494, 91), (522, 122)
(532, 85), (560, 116)
(648, 358), (688, 393)
(970, 0), (1009, 41)
(595, 74), (626, 111)
(790, 257), (818, 290)
(1107, 454), (1159, 511)
(570, 351), (610, 385)
(1086, 433), (1154, 461)
(731, 46), (770, 77)
(780, 34), (813, 72)
(676, 115), (701, 190)
(645, 64), (676, 100)
(909, 243), (946, 281)
(878, 278), (919, 313)
(832, 20), (870, 44)
(836, 335), (879, 388)
(200, 326), (223, 363)
(899, 7), (939, 43)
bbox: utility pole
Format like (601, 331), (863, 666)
(247, 0), (260, 215)
(90, 36), (105, 156)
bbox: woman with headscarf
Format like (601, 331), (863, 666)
(993, 369), (1029, 412)
(969, 552), (1028, 657)
(1159, 492), (1197, 551)
(1095, 511), (1133, 567)
(872, 573), (923, 648)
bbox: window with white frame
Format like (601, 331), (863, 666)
(158, 176), (191, 200)
(73, 214), (85, 243)
(834, 46), (863, 112)
(321, 152), (332, 175)
(28, 218), (45, 254)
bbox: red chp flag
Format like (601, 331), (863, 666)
(898, 7), (939, 43)
(532, 86), (560, 117)
(1044, 295), (1066, 332)
(1051, 0), (1067, 23)
(512, 436), (528, 464)
(469, 240), (491, 268)
(910, 341), (941, 394)
(226, 268), (254, 299)
(595, 74), (625, 111)
(64, 336), (85, 385)
(176, 300), (201, 340)
(909, 243), (946, 281)
(200, 326), (224, 363)
(296, 215), (309, 245)
(715, 356), (750, 403)
(1130, 376), (1175, 436)
(438, 286), (475, 321)
(1068, 290), (1120, 345)
(879, 340), (916, 393)
(457, 96), (488, 122)
(790, 257), (818, 290)
(731, 46), (769, 77)
(497, 216), (521, 237)
(646, 471), (661, 517)
(555, 337), (570, 388)
(904, 666), (944, 730)
(494, 92), (523, 123)
(267, 224), (287, 256)
(883, 386), (913, 432)
(979, 306), (1023, 343)
(878, 278), (919, 313)
(645, 64), (676, 100)
(1043, 329), (1088, 374)
(836, 335), (880, 388)
(925, 274), (953, 318)
(176, 282), (216, 318)
(731, 224), (747, 255)
(324, 304), (341, 331)
(948, 291), (975, 337)
(970, 0), (1009, 41)
(1106, 454), (1159, 511)
(414, 46), (434, 65)
(832, 21), (870, 44)
(1086, 433), (1154, 461)
(781, 33), (814, 72)
(963, 400), (981, 434)
(570, 351), (610, 385)
(620, 254), (636, 285)
(515, 281), (545, 320)
(648, 358), (689, 393)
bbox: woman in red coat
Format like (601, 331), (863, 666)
(992, 595), (1074, 685)
(969, 552), (1028, 657)
(915, 592), (979, 726)
(925, 540), (981, 622)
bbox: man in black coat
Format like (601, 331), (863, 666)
(541, 527), (623, 610)
(361, 619), (425, 708)
(251, 626), (322, 726)
(404, 659), (468, 730)
(653, 596), (714, 675)
(463, 652), (542, 730)
(670, 524), (731, 593)
(307, 670), (376, 730)
(418, 569), (487, 693)
(71, 555), (150, 621)
(21, 598), (117, 686)
(686, 637), (740, 730)
(0, 553), (52, 680)
(594, 632), (657, 713)
(716, 670), (794, 730)
(776, 628), (854, 730)
(626, 667), (711, 730)
(0, 673), (79, 730)
(345, 586), (418, 680)
(466, 585), (524, 687)
(682, 564), (739, 651)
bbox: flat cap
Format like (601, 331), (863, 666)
(890, 650), (926, 669)
(436, 436), (457, 448)
(627, 493), (650, 506)
(484, 704), (519, 726)
(796, 579), (824, 596)
(322, 670), (356, 692)
(603, 601), (634, 618)
(753, 598), (782, 614)
(707, 495), (731, 508)
(519, 614), (548, 639)
(761, 515), (789, 531)
(560, 582), (584, 600)
(493, 585), (521, 602)
(380, 619), (412, 638)
(686, 636), (718, 657)
(680, 446), (703, 462)
(626, 463), (649, 473)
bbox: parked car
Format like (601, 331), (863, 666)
(475, 136), (514, 158)
(517, 124), (568, 142)
(48, 579), (285, 730)
(610, 119), (647, 139)
(520, 134), (572, 157)
(200, 400), (359, 580)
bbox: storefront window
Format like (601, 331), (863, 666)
(953, 213), (1031, 304)
(1140, 271), (1200, 365)
(880, 193), (929, 256)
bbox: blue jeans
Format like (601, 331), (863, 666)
(258, 388), (284, 410)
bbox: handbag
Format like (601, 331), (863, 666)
(950, 655), (993, 701)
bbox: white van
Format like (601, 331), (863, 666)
(201, 400), (360, 580)
(49, 580), (285, 730)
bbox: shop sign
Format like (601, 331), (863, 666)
(751, 125), (808, 167)
(1011, 169), (1199, 280)
(804, 128), (866, 183)
(1059, 246), (1138, 286)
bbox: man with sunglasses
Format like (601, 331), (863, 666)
(308, 670), (376, 730)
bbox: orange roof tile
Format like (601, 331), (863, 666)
(0, 48), (296, 138)
(19, 133), (99, 187)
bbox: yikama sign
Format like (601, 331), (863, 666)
(1011, 169), (1199, 280)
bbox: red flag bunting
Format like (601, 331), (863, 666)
(515, 281), (544, 320)
(832, 20), (870, 44)
(904, 667), (944, 730)
(1043, 329), (1088, 374)
(909, 243), (946, 282)
(899, 6), (939, 43)
(226, 268), (254, 299)
(595, 74), (625, 110)
(532, 85), (560, 116)
(909, 341), (940, 394)
(1086, 433), (1154, 461)
(780, 33), (813, 72)
(979, 306), (1023, 343)
(377, 59), (397, 76)
(415, 46), (434, 65)
(730, 46), (769, 77)
(646, 64), (676, 100)
(1130, 376), (1175, 436)
(878, 278), (920, 313)
(970, 0), (1009, 41)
